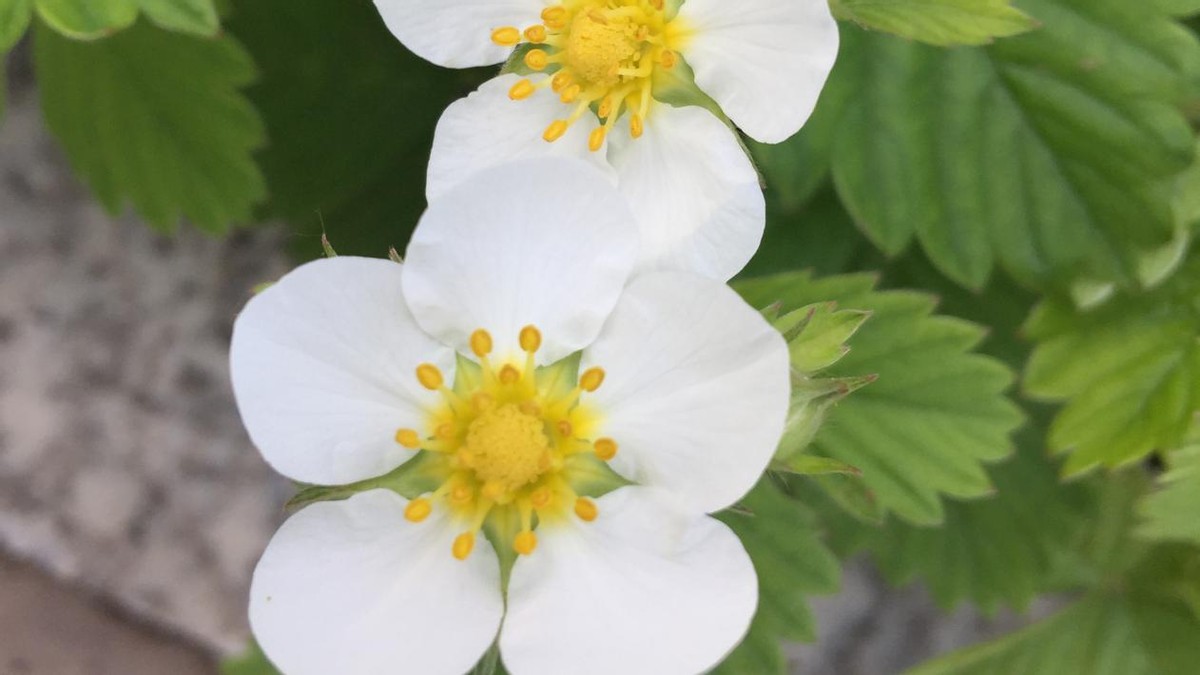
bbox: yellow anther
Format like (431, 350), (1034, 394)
(530, 486), (553, 509)
(544, 120), (569, 142)
(630, 114), (644, 139)
(650, 0), (664, 9)
(524, 49), (549, 71)
(437, 422), (456, 439)
(470, 329), (493, 357)
(471, 392), (495, 412)
(452, 532), (476, 560)
(394, 428), (421, 449)
(404, 498), (432, 523)
(575, 497), (598, 522)
(514, 530), (538, 555)
(519, 325), (542, 353)
(451, 485), (474, 504)
(541, 6), (567, 24)
(557, 420), (573, 437)
(519, 401), (542, 416)
(660, 50), (677, 69)
(491, 26), (521, 46)
(588, 126), (607, 152)
(524, 25), (547, 43)
(559, 83), (581, 103)
(508, 79), (536, 101)
(551, 71), (573, 92)
(482, 481), (507, 501)
(499, 365), (521, 384)
(597, 97), (613, 120)
(588, 8), (608, 24)
(594, 437), (618, 461)
(580, 367), (606, 392)
(416, 363), (444, 390)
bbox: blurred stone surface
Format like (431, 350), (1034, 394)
(0, 68), (291, 653)
(0, 49), (1054, 674)
(0, 555), (214, 674)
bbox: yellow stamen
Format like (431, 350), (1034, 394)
(394, 428), (421, 449)
(530, 486), (553, 509)
(514, 530), (538, 555)
(499, 364), (521, 384)
(508, 79), (536, 101)
(491, 26), (521, 46)
(524, 25), (547, 43)
(470, 329), (494, 357)
(452, 532), (476, 560)
(551, 71), (573, 93)
(519, 325), (543, 353)
(451, 484), (474, 504)
(630, 114), (644, 139)
(660, 50), (677, 69)
(416, 363), (444, 390)
(541, 6), (567, 24)
(559, 83), (582, 103)
(575, 497), (598, 522)
(580, 367), (605, 392)
(404, 498), (432, 523)
(524, 49), (549, 71)
(557, 420), (573, 437)
(588, 126), (607, 152)
(544, 120), (569, 142)
(594, 437), (618, 461)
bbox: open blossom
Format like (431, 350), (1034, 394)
(231, 160), (789, 674)
(372, 0), (840, 280)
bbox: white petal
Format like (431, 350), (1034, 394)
(581, 272), (789, 513)
(403, 158), (637, 364)
(676, 0), (840, 143)
(230, 257), (451, 485)
(608, 103), (764, 280)
(427, 74), (613, 201)
(251, 490), (504, 675)
(500, 487), (757, 675)
(371, 0), (543, 68)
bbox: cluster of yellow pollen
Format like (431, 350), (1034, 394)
(394, 325), (619, 561)
(493, 0), (683, 151)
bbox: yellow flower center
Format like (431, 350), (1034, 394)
(395, 325), (618, 560)
(493, 0), (685, 151)
(462, 403), (551, 495)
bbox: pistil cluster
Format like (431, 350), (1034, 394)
(493, 0), (680, 151)
(395, 325), (619, 560)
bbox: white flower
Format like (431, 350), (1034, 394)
(372, 0), (840, 280)
(231, 160), (790, 675)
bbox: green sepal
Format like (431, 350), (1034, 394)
(535, 351), (582, 401)
(563, 453), (632, 498)
(285, 452), (449, 511)
(776, 302), (872, 372)
(651, 54), (724, 121)
(774, 455), (862, 477)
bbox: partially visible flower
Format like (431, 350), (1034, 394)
(231, 160), (790, 675)
(373, 0), (840, 280)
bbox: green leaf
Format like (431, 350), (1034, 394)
(827, 413), (1094, 613)
(907, 594), (1164, 675)
(1024, 254), (1200, 476)
(829, 0), (1200, 290)
(34, 0), (137, 39)
(31, 0), (217, 39)
(1138, 439), (1200, 545)
(0, 0), (31, 51)
(1155, 0), (1200, 17)
(221, 642), (279, 675)
(138, 0), (218, 36)
(738, 272), (1022, 525)
(908, 470), (1200, 675)
(226, 0), (489, 259)
(35, 18), (265, 233)
(831, 0), (1038, 46)
(713, 479), (840, 674)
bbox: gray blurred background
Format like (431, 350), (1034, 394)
(0, 51), (1044, 675)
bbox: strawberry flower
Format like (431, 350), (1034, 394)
(232, 160), (790, 675)
(372, 0), (840, 280)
